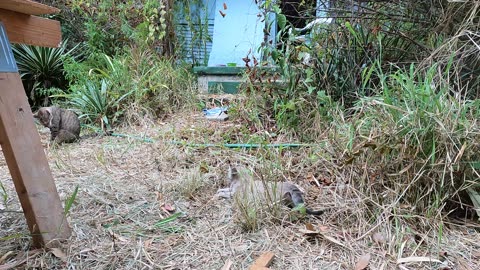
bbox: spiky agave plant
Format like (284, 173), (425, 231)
(12, 40), (76, 107)
(54, 79), (135, 131)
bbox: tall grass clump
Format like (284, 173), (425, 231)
(232, 166), (285, 232)
(338, 62), (480, 216)
(174, 167), (207, 200)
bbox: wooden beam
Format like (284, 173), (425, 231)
(0, 8), (61, 47)
(0, 72), (71, 247)
(0, 0), (59, 15)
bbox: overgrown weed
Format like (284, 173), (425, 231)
(330, 62), (480, 219)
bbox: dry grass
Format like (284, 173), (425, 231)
(0, 110), (479, 270)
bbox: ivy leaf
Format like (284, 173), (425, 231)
(277, 14), (287, 30)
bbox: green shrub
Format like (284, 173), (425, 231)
(57, 48), (198, 129)
(12, 41), (76, 107)
(69, 0), (173, 56)
(54, 79), (134, 130)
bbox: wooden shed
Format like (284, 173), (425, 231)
(179, 0), (331, 94)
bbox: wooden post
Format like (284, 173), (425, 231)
(0, 0), (70, 248)
(0, 72), (71, 247)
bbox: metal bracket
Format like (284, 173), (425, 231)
(0, 22), (18, 73)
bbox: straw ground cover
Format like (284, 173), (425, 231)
(0, 110), (479, 269)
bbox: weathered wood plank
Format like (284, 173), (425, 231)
(0, 0), (59, 15)
(249, 252), (275, 270)
(0, 9), (61, 47)
(0, 72), (71, 247)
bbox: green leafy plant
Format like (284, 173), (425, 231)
(12, 41), (76, 107)
(55, 79), (134, 130)
(69, 0), (173, 55)
(242, 0), (442, 140)
(58, 48), (199, 129)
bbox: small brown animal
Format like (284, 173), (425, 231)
(216, 166), (324, 216)
(33, 106), (81, 144)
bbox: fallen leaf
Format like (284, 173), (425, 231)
(355, 253), (371, 270)
(305, 223), (314, 231)
(50, 248), (67, 262)
(300, 223), (325, 236)
(219, 10), (226, 17)
(223, 2), (228, 10)
(161, 203), (175, 213)
(373, 232), (386, 244)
